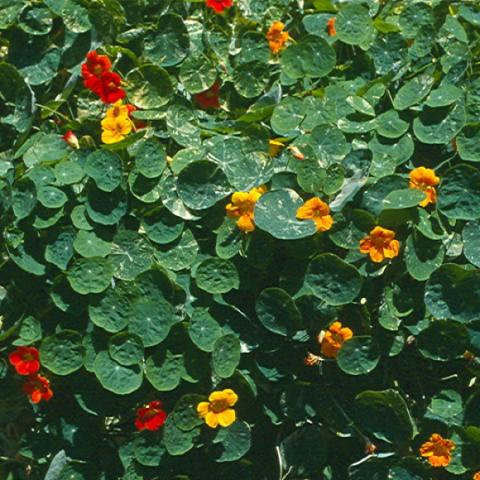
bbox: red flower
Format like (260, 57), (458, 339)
(135, 400), (168, 431)
(206, 0), (233, 13)
(23, 374), (53, 404)
(81, 51), (112, 93)
(194, 82), (221, 109)
(125, 104), (147, 130)
(62, 130), (80, 149)
(9, 347), (40, 376)
(98, 72), (126, 104)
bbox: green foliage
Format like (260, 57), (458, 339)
(2, 1), (480, 479)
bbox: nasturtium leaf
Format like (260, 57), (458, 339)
(93, 351), (143, 395)
(129, 300), (175, 347)
(37, 186), (67, 208)
(188, 308), (223, 352)
(177, 161), (231, 210)
(179, 54), (217, 94)
(305, 254), (362, 305)
(337, 336), (380, 375)
(329, 209), (375, 249)
(40, 330), (84, 375)
(144, 14), (189, 67)
(413, 101), (466, 144)
(89, 284), (132, 333)
(173, 394), (205, 431)
(86, 185), (127, 225)
(425, 84), (462, 108)
(110, 231), (152, 281)
(132, 138), (167, 179)
(154, 228), (199, 271)
(45, 228), (75, 270)
(142, 208), (184, 245)
(18, 6), (53, 36)
(108, 333), (143, 366)
(212, 334), (241, 378)
(127, 65), (174, 109)
(54, 160), (84, 185)
(425, 390), (464, 426)
(361, 175), (405, 215)
(23, 133), (68, 167)
(16, 316), (42, 345)
(67, 257), (113, 294)
(382, 189), (426, 210)
(254, 189), (317, 240)
(255, 288), (302, 337)
(398, 2), (433, 38)
(375, 110), (409, 139)
(417, 320), (469, 361)
(336, 4), (373, 45)
(463, 221), (480, 268)
(135, 268), (175, 303)
(457, 126), (480, 162)
(437, 165), (480, 220)
(145, 350), (184, 391)
(271, 97), (305, 136)
(346, 96), (375, 116)
(128, 168), (162, 204)
(73, 230), (111, 258)
(215, 218), (243, 259)
(163, 417), (199, 456)
(134, 433), (166, 467)
(281, 36), (335, 79)
(213, 421), (251, 462)
(12, 179), (36, 220)
(195, 258), (239, 294)
(71, 205), (94, 231)
(309, 125), (350, 165)
(21, 48), (62, 86)
(233, 62), (269, 98)
(369, 134), (414, 177)
(85, 150), (122, 192)
(166, 103), (201, 148)
(405, 233), (445, 281)
(43, 0), (91, 33)
(425, 264), (480, 323)
(393, 74), (435, 110)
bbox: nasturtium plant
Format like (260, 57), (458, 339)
(1, 1), (480, 479)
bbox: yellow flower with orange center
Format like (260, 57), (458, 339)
(225, 185), (267, 233)
(106, 99), (131, 119)
(419, 433), (455, 467)
(319, 321), (353, 358)
(101, 115), (133, 144)
(296, 197), (334, 232)
(359, 226), (400, 263)
(197, 388), (238, 428)
(409, 166), (440, 207)
(266, 21), (292, 54)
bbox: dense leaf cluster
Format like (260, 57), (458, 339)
(1, 0), (480, 479)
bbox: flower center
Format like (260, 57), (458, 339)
(210, 399), (228, 413)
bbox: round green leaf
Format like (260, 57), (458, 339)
(134, 433), (166, 467)
(254, 189), (317, 240)
(233, 62), (269, 98)
(45, 228), (75, 270)
(127, 65), (174, 109)
(438, 165), (480, 220)
(213, 421), (252, 462)
(54, 160), (84, 185)
(255, 288), (302, 336)
(40, 330), (84, 375)
(336, 5), (374, 45)
(463, 221), (480, 267)
(133, 138), (167, 179)
(393, 74), (434, 111)
(109, 333), (143, 366)
(309, 125), (350, 165)
(425, 84), (462, 108)
(67, 257), (113, 294)
(212, 334), (241, 379)
(457, 126), (480, 162)
(188, 308), (223, 352)
(172, 394), (205, 431)
(85, 150), (122, 193)
(305, 253), (362, 306)
(382, 189), (426, 210)
(93, 351), (143, 394)
(37, 186), (67, 208)
(337, 336), (380, 375)
(271, 97), (305, 137)
(145, 350), (184, 391)
(154, 228), (199, 271)
(425, 390), (464, 426)
(163, 416), (199, 456)
(73, 230), (112, 258)
(179, 54), (217, 94)
(141, 208), (184, 245)
(18, 6), (53, 35)
(12, 179), (36, 220)
(86, 185), (127, 225)
(375, 110), (409, 139)
(195, 258), (239, 294)
(405, 233), (445, 281)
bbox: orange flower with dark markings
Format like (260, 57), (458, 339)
(409, 167), (440, 207)
(359, 226), (400, 263)
(9, 347), (40, 376)
(419, 433), (455, 467)
(23, 374), (53, 404)
(135, 400), (168, 431)
(296, 197), (334, 232)
(194, 82), (221, 109)
(327, 17), (337, 36)
(473, 472), (480, 480)
(320, 322), (353, 358)
(226, 185), (267, 233)
(266, 21), (292, 54)
(206, 0), (232, 13)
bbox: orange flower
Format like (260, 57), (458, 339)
(319, 322), (353, 358)
(23, 374), (53, 404)
(296, 197), (334, 232)
(197, 389), (238, 428)
(266, 21), (291, 54)
(225, 186), (267, 233)
(359, 226), (400, 263)
(419, 433), (455, 467)
(409, 167), (440, 207)
(473, 472), (480, 480)
(327, 17), (337, 36)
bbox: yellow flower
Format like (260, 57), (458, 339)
(359, 226), (400, 263)
(296, 197), (334, 232)
(197, 389), (238, 428)
(106, 99), (131, 119)
(409, 166), (440, 207)
(419, 433), (455, 468)
(268, 139), (285, 157)
(319, 322), (353, 358)
(101, 115), (132, 144)
(266, 21), (292, 54)
(225, 186), (267, 233)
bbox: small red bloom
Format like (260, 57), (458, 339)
(9, 347), (40, 376)
(81, 51), (112, 94)
(98, 72), (126, 104)
(194, 82), (221, 109)
(135, 400), (168, 431)
(206, 0), (233, 13)
(62, 130), (80, 149)
(23, 374), (53, 404)
(327, 17), (337, 36)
